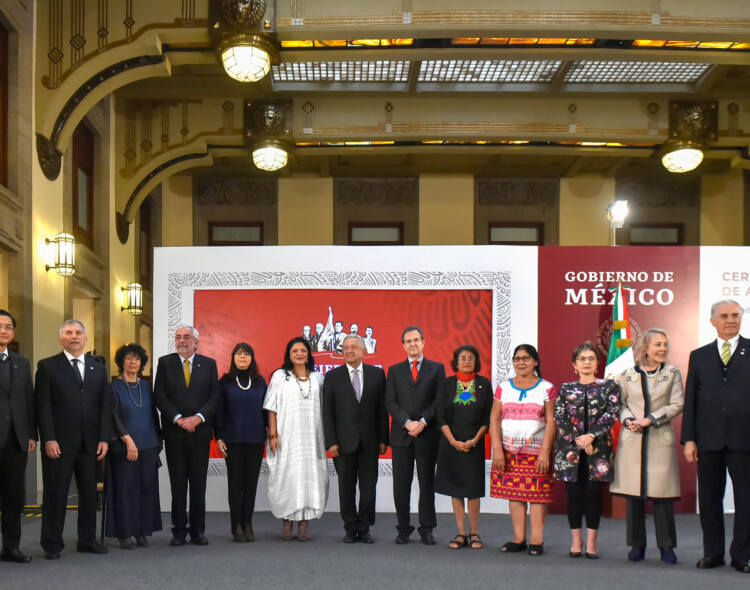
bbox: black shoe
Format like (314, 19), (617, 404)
(77, 543), (108, 554)
(243, 524), (255, 543)
(730, 559), (750, 574)
(569, 550), (582, 558)
(190, 533), (209, 546)
(359, 531), (374, 544)
(585, 552), (599, 560)
(135, 536), (149, 547)
(628, 547), (645, 562)
(0, 548), (32, 563)
(169, 535), (186, 547)
(118, 538), (136, 550)
(343, 532), (357, 544)
(395, 533), (409, 545)
(501, 540), (528, 553)
(233, 525), (247, 543)
(660, 547), (677, 565)
(696, 556), (725, 569)
(420, 531), (436, 546)
(44, 551), (60, 560)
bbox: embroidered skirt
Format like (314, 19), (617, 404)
(490, 452), (554, 504)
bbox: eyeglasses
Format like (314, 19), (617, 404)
(576, 356), (597, 362)
(513, 355), (532, 362)
(0, 324), (14, 332)
(457, 356), (476, 362)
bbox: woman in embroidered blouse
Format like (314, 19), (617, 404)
(435, 345), (493, 550)
(490, 344), (557, 556)
(554, 341), (621, 559)
(215, 343), (268, 543)
(610, 329), (684, 564)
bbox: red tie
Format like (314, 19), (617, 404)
(411, 360), (419, 382)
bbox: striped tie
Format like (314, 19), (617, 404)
(721, 341), (731, 365)
(352, 369), (361, 402)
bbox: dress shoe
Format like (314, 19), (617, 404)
(696, 556), (725, 569)
(77, 543), (108, 554)
(233, 525), (247, 543)
(135, 536), (149, 547)
(628, 547), (645, 562)
(297, 520), (310, 542)
(569, 551), (582, 558)
(282, 519), (294, 540)
(358, 531), (374, 544)
(118, 537), (136, 550)
(0, 548), (32, 563)
(660, 547), (677, 565)
(420, 531), (436, 546)
(169, 535), (186, 546)
(585, 552), (599, 560)
(343, 532), (358, 544)
(44, 551), (60, 560)
(395, 533), (409, 545)
(243, 524), (255, 543)
(190, 533), (209, 546)
(730, 559), (750, 574)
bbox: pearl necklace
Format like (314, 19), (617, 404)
(121, 376), (143, 408)
(295, 373), (312, 398)
(236, 375), (252, 390)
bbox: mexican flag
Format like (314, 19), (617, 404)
(604, 281), (635, 379)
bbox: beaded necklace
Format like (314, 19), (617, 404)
(453, 379), (476, 406)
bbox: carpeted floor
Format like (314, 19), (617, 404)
(3, 511), (746, 589)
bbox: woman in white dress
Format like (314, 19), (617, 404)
(263, 337), (329, 541)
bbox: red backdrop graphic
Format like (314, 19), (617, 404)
(194, 288), (494, 458)
(538, 246), (700, 513)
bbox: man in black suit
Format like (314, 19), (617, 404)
(35, 319), (110, 559)
(154, 325), (220, 546)
(385, 326), (446, 545)
(682, 299), (750, 574)
(332, 321), (347, 354)
(323, 335), (388, 544)
(0, 310), (36, 563)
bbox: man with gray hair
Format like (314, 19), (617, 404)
(323, 334), (388, 543)
(35, 319), (111, 559)
(682, 299), (750, 574)
(154, 325), (220, 547)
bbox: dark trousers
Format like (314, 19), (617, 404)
(224, 442), (264, 533)
(697, 448), (750, 562)
(164, 437), (210, 538)
(105, 447), (162, 539)
(0, 434), (27, 550)
(392, 444), (438, 534)
(40, 443), (98, 553)
(626, 497), (676, 549)
(333, 444), (379, 534)
(565, 480), (605, 530)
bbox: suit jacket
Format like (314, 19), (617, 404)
(323, 363), (388, 454)
(35, 351), (112, 455)
(153, 352), (220, 441)
(0, 349), (35, 451)
(385, 357), (446, 447)
(682, 336), (750, 452)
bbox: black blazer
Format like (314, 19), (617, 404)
(35, 351), (112, 455)
(323, 363), (388, 454)
(0, 350), (35, 450)
(153, 352), (220, 441)
(436, 375), (493, 434)
(385, 357), (446, 447)
(682, 336), (750, 452)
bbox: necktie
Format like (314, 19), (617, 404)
(72, 358), (83, 383)
(411, 360), (419, 382)
(184, 358), (191, 386)
(721, 341), (731, 365)
(352, 368), (361, 402)
(0, 353), (7, 364)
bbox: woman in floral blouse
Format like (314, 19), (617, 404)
(554, 341), (621, 559)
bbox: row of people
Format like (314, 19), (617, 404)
(0, 301), (746, 575)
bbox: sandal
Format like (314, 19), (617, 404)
(448, 534), (468, 549)
(469, 534), (484, 549)
(528, 543), (544, 556)
(500, 540), (527, 552)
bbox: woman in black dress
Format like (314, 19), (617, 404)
(435, 345), (492, 550)
(107, 343), (162, 549)
(215, 343), (267, 542)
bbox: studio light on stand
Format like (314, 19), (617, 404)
(606, 200), (629, 246)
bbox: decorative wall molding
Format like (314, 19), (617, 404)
(334, 178), (418, 206)
(476, 179), (558, 206)
(195, 178), (277, 205)
(616, 179), (699, 207)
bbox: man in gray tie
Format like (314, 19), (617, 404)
(323, 335), (388, 543)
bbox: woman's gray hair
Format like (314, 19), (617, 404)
(637, 328), (669, 364)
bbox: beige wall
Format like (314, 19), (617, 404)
(559, 176), (615, 246)
(278, 177), (334, 245)
(700, 168), (744, 245)
(161, 176), (195, 247)
(419, 175), (474, 245)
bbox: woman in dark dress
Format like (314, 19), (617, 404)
(215, 343), (267, 542)
(435, 345), (492, 550)
(107, 343), (162, 549)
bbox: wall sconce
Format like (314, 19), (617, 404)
(121, 283), (144, 316)
(252, 139), (290, 171)
(606, 200), (629, 246)
(661, 101), (717, 173)
(245, 101), (292, 171)
(45, 232), (76, 277)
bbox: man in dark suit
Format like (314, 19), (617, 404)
(682, 299), (750, 574)
(332, 321), (347, 354)
(323, 334), (388, 544)
(0, 310), (36, 563)
(385, 325), (446, 545)
(154, 325), (220, 546)
(35, 319), (110, 559)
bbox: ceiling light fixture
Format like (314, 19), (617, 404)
(661, 101), (717, 173)
(252, 139), (289, 171)
(220, 34), (277, 82)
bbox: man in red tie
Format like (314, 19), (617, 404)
(385, 326), (446, 545)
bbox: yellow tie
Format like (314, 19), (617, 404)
(184, 358), (191, 386)
(721, 341), (731, 365)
